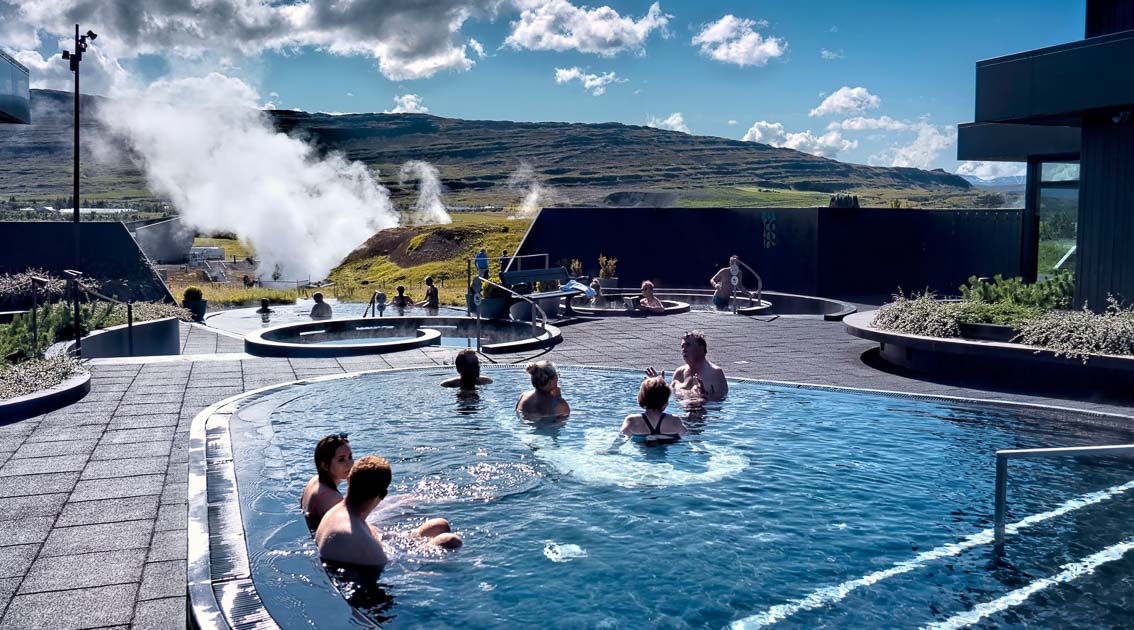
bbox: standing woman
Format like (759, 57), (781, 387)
(301, 434), (354, 531)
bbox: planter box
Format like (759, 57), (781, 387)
(478, 297), (511, 320)
(185, 299), (208, 322)
(71, 316), (182, 359)
(597, 277), (619, 290)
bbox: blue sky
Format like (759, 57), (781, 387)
(4, 0), (1085, 175)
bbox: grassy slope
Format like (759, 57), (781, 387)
(329, 212), (532, 305)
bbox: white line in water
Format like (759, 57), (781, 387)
(729, 479), (1134, 629)
(922, 535), (1134, 630)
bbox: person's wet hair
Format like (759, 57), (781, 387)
(526, 360), (559, 391)
(638, 376), (671, 410)
(314, 434), (350, 487)
(454, 349), (480, 386)
(641, 280), (655, 292)
(345, 456), (392, 509)
(313, 292), (325, 303)
(396, 285), (405, 294)
(682, 330), (708, 353)
(424, 276), (434, 285)
(260, 298), (270, 308)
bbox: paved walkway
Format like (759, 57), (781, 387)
(1, 312), (1131, 629)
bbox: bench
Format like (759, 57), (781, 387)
(500, 267), (584, 317)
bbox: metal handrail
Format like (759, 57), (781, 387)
(471, 276), (547, 352)
(729, 258), (764, 314)
(75, 281), (137, 357)
(362, 290), (389, 318)
(993, 443), (1134, 547)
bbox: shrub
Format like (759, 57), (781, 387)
(871, 292), (961, 338)
(482, 281), (510, 299)
(597, 254), (618, 279)
(949, 301), (1043, 328)
(0, 356), (86, 400)
(1015, 297), (1134, 362)
(568, 259), (583, 277)
(958, 272), (1073, 310)
(182, 286), (204, 302)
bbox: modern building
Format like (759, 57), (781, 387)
(0, 48), (30, 124)
(958, 0), (1134, 309)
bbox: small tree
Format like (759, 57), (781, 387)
(597, 254), (618, 279)
(568, 259), (583, 277)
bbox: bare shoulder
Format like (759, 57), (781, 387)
(478, 376), (494, 384)
(440, 377), (459, 388)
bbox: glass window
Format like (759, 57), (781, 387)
(1037, 186), (1077, 278)
(1041, 162), (1080, 182)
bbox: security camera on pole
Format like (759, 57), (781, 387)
(61, 25), (97, 355)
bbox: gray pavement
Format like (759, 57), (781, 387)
(1, 312), (1131, 628)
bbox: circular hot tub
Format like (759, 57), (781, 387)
(244, 316), (562, 357)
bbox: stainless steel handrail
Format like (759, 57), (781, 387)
(76, 282), (137, 357)
(730, 258), (764, 314)
(471, 276), (547, 352)
(993, 443), (1134, 547)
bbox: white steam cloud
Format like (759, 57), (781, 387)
(398, 160), (452, 225)
(507, 161), (552, 217)
(96, 73), (399, 281)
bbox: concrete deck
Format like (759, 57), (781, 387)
(1, 312), (1131, 628)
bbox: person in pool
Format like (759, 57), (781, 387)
(441, 349), (493, 389)
(316, 456), (462, 567)
(638, 280), (665, 315)
(621, 375), (687, 443)
(310, 292), (333, 319)
(515, 361), (570, 419)
(391, 285), (411, 308)
(647, 330), (728, 401)
(301, 433), (353, 531)
(709, 255), (753, 310)
(416, 277), (439, 310)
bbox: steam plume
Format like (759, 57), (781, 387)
(95, 73), (398, 281)
(398, 160), (452, 225)
(507, 161), (551, 217)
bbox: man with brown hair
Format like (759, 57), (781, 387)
(316, 456), (462, 567)
(646, 330), (728, 401)
(441, 349), (493, 389)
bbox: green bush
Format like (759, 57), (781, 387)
(1016, 297), (1134, 362)
(949, 301), (1043, 328)
(871, 292), (961, 338)
(958, 272), (1073, 310)
(0, 356), (86, 401)
(182, 285), (204, 302)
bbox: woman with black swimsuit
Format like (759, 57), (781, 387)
(621, 375), (687, 443)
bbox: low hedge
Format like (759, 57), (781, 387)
(0, 356), (86, 401)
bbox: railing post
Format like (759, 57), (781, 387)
(30, 282), (39, 358)
(127, 300), (134, 357)
(994, 454), (1008, 549)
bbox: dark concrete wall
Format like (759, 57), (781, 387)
(131, 218), (194, 264)
(0, 222), (175, 302)
(76, 317), (181, 359)
(514, 207), (1022, 298)
(1076, 120), (1134, 309)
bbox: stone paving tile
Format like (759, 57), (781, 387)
(0, 454), (88, 476)
(18, 549), (146, 594)
(0, 472), (79, 498)
(39, 519), (154, 557)
(137, 560), (185, 601)
(71, 474), (165, 502)
(28, 424), (108, 443)
(0, 493), (68, 521)
(154, 502), (187, 532)
(146, 529), (187, 563)
(91, 440), (172, 461)
(81, 457), (169, 480)
(0, 578), (17, 616)
(100, 427), (175, 445)
(160, 482), (187, 506)
(0, 544), (39, 579)
(106, 415), (181, 432)
(12, 438), (97, 458)
(56, 495), (160, 527)
(113, 403), (182, 417)
(0, 517), (54, 546)
(131, 595), (186, 630)
(0, 583), (138, 630)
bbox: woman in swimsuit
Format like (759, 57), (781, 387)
(516, 361), (570, 419)
(620, 375), (687, 443)
(638, 280), (666, 315)
(301, 433), (354, 531)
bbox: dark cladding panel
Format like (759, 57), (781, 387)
(1086, 0), (1134, 37)
(957, 122), (1080, 162)
(1076, 120), (1134, 310)
(0, 49), (30, 124)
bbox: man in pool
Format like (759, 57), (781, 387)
(317, 456), (462, 567)
(709, 255), (753, 311)
(441, 349), (493, 389)
(647, 330), (728, 401)
(310, 292), (333, 319)
(391, 285), (412, 308)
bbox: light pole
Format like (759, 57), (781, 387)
(61, 25), (96, 354)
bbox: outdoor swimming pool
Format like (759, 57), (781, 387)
(218, 367), (1134, 628)
(205, 299), (463, 336)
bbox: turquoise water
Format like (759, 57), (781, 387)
(230, 367), (1134, 628)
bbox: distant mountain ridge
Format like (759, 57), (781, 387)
(961, 175), (1027, 187)
(0, 89), (972, 206)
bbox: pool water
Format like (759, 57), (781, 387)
(228, 367), (1134, 628)
(206, 299), (463, 336)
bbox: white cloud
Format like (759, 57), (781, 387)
(646, 112), (690, 134)
(385, 93), (429, 114)
(829, 25), (839, 33)
(809, 86), (881, 117)
(869, 122), (957, 169)
(826, 115), (914, 132)
(955, 161), (1027, 179)
(691, 15), (786, 67)
(819, 48), (842, 60)
(740, 120), (856, 158)
(13, 41), (133, 96)
(554, 66), (626, 96)
(5, 0), (500, 81)
(505, 0), (671, 56)
(727, 119), (738, 125)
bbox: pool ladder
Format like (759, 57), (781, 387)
(470, 276), (547, 353)
(993, 443), (1134, 548)
(729, 258), (764, 314)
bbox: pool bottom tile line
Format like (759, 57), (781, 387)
(729, 478), (1134, 629)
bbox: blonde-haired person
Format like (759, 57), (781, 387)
(515, 361), (570, 419)
(620, 375), (686, 443)
(638, 280), (665, 315)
